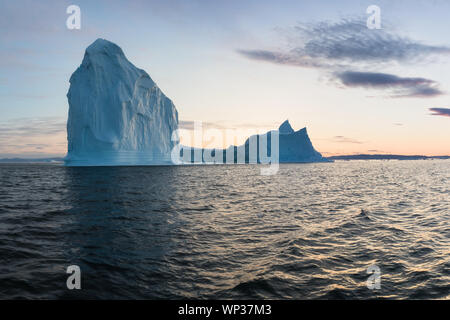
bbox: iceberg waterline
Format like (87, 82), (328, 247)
(64, 39), (328, 166)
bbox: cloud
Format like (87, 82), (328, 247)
(0, 93), (50, 99)
(332, 136), (364, 144)
(237, 49), (329, 69)
(238, 18), (449, 98)
(292, 19), (450, 64)
(239, 19), (450, 68)
(0, 117), (66, 157)
(179, 120), (280, 131)
(0, 117), (66, 137)
(335, 71), (444, 98)
(429, 108), (450, 117)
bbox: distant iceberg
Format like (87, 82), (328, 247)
(65, 39), (178, 166)
(276, 120), (328, 163)
(178, 120), (329, 164)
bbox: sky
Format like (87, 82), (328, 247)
(1, 0), (449, 158)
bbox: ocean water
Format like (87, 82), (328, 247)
(0, 160), (449, 299)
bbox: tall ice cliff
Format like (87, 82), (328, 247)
(65, 38), (178, 166)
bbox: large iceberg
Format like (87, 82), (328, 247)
(65, 39), (327, 166)
(65, 38), (178, 166)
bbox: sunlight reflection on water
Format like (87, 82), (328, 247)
(0, 160), (449, 299)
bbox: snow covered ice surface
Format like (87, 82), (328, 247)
(65, 39), (179, 166)
(65, 39), (327, 166)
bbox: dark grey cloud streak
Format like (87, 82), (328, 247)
(429, 108), (450, 118)
(238, 19), (450, 98)
(336, 71), (443, 98)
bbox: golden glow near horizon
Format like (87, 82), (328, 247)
(2, 122), (446, 158)
(1, 1), (449, 158)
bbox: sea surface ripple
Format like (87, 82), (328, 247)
(0, 160), (449, 299)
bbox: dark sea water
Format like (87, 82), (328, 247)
(0, 161), (449, 299)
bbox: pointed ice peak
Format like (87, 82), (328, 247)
(86, 38), (124, 55)
(278, 120), (295, 134)
(81, 39), (128, 68)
